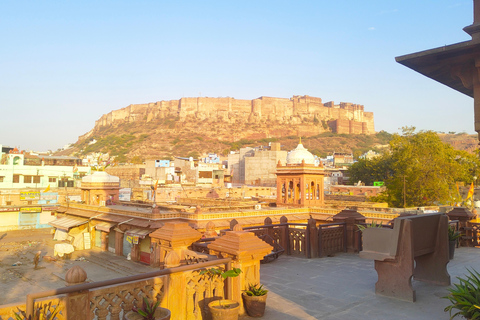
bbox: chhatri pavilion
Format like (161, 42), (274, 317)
(276, 140), (324, 207)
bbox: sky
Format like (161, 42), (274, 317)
(0, 1), (476, 152)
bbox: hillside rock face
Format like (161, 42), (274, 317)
(80, 95), (375, 141)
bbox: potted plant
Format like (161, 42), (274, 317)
(15, 302), (60, 320)
(200, 267), (242, 320)
(444, 268), (480, 319)
(448, 225), (462, 260)
(124, 297), (171, 320)
(357, 221), (383, 232)
(242, 283), (268, 317)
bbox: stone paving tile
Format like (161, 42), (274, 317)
(255, 247), (480, 320)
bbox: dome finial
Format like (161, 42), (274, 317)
(299, 136), (302, 145)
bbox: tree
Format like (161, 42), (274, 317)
(130, 156), (144, 164)
(349, 127), (480, 207)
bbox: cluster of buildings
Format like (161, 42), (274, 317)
(0, 140), (385, 236)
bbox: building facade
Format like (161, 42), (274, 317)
(0, 145), (90, 189)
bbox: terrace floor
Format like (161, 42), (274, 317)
(1, 229), (479, 319)
(255, 247), (480, 320)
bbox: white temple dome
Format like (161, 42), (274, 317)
(286, 143), (315, 165)
(82, 171), (119, 183)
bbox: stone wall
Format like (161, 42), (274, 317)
(87, 95), (375, 136)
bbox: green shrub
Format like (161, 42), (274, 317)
(444, 268), (480, 319)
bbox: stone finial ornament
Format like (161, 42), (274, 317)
(264, 217), (272, 225)
(230, 219), (239, 230)
(65, 265), (87, 286)
(164, 251), (181, 268)
(204, 221), (218, 238)
(233, 224), (243, 231)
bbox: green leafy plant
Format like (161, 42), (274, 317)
(448, 225), (462, 242)
(244, 283), (268, 297)
(200, 267), (242, 308)
(132, 297), (160, 320)
(444, 268), (480, 319)
(357, 221), (383, 232)
(14, 302), (60, 320)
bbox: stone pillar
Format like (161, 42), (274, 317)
(149, 222), (202, 268)
(207, 228), (273, 315)
(308, 216), (319, 258)
(101, 232), (108, 251)
(279, 216), (289, 255)
(332, 209), (366, 253)
(115, 229), (124, 256)
(65, 266), (90, 320)
(446, 207), (476, 247)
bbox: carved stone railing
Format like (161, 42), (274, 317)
(318, 222), (346, 257)
(287, 224), (309, 256)
(183, 249), (213, 265)
(468, 221), (480, 247)
(219, 220), (348, 259)
(0, 259), (232, 320)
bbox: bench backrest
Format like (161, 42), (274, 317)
(394, 213), (443, 257)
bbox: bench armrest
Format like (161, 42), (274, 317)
(360, 227), (399, 260)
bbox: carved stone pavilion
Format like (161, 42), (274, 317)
(276, 140), (324, 207)
(396, 0), (480, 140)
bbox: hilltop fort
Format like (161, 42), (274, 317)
(82, 95), (374, 140)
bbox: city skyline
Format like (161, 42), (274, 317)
(0, 1), (475, 151)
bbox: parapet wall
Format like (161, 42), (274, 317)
(90, 95), (375, 137)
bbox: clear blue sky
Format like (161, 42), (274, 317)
(0, 1), (475, 151)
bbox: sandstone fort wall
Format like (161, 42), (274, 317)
(90, 95), (375, 138)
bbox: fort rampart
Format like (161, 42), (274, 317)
(82, 95), (374, 140)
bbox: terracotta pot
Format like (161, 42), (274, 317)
(208, 299), (239, 320)
(449, 240), (456, 260)
(242, 292), (267, 317)
(124, 307), (171, 320)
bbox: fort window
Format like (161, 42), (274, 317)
(13, 175), (20, 183)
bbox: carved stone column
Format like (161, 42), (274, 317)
(207, 226), (273, 315)
(65, 266), (89, 320)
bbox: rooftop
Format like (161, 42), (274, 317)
(258, 247), (480, 320)
(0, 229), (478, 319)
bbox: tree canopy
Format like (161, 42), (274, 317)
(349, 127), (480, 207)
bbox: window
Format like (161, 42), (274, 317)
(24, 175), (32, 183)
(33, 176), (41, 183)
(6, 201), (12, 205)
(49, 177), (56, 183)
(13, 175), (20, 183)
(0, 176), (4, 182)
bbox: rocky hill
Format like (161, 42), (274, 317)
(61, 95), (477, 162)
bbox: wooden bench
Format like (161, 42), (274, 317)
(359, 213), (450, 302)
